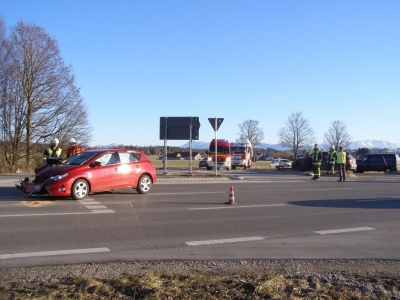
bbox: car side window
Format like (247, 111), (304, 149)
(383, 155), (395, 163)
(96, 153), (118, 166)
(358, 155), (367, 162)
(369, 155), (383, 163)
(119, 152), (138, 163)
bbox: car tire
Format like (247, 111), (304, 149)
(385, 168), (391, 173)
(136, 175), (152, 194)
(356, 168), (364, 173)
(71, 179), (89, 200)
(206, 167), (212, 170)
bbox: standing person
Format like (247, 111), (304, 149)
(326, 145), (337, 174)
(336, 146), (346, 182)
(66, 138), (85, 158)
(43, 138), (62, 163)
(311, 143), (322, 180)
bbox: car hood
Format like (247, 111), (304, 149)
(36, 164), (79, 176)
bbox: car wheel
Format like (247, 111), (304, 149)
(136, 175), (152, 194)
(71, 179), (89, 200)
(206, 167), (212, 170)
(356, 168), (364, 173)
(385, 168), (391, 173)
(232, 166), (237, 170)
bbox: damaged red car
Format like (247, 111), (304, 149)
(17, 149), (157, 200)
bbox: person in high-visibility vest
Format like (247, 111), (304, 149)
(311, 143), (322, 180)
(326, 145), (337, 174)
(43, 138), (62, 165)
(336, 146), (346, 182)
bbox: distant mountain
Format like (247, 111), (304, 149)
(181, 140), (400, 151)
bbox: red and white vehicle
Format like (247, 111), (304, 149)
(230, 140), (253, 170)
(207, 139), (232, 170)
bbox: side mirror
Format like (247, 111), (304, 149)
(92, 161), (102, 167)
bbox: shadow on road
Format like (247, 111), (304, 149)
(289, 197), (400, 209)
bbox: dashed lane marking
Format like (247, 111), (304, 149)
(0, 248), (110, 260)
(186, 236), (265, 246)
(314, 227), (375, 235)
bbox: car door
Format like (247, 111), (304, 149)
(90, 152), (124, 192)
(115, 151), (141, 188)
(367, 154), (384, 171)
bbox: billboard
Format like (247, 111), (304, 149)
(159, 117), (200, 140)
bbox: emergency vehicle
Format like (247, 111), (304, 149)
(230, 140), (253, 169)
(206, 139), (232, 170)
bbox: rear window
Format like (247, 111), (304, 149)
(383, 154), (395, 163)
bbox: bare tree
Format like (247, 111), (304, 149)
(236, 119), (264, 147)
(324, 120), (351, 150)
(278, 111), (315, 158)
(0, 21), (91, 171)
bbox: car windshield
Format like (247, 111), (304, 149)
(209, 146), (230, 154)
(66, 151), (100, 165)
(231, 147), (245, 154)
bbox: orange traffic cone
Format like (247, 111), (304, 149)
(225, 185), (236, 205)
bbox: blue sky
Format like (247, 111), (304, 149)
(1, 1), (400, 147)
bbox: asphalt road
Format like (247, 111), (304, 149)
(1, 170), (400, 268)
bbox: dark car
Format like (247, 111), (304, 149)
(198, 158), (208, 168)
(356, 153), (400, 173)
(292, 151), (356, 172)
(17, 149), (157, 199)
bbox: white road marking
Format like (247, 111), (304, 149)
(92, 209), (115, 214)
(315, 227), (375, 235)
(79, 201), (101, 205)
(186, 236), (265, 246)
(78, 198), (115, 213)
(0, 248), (110, 260)
(293, 188), (352, 191)
(0, 212), (109, 217)
(85, 205), (108, 209)
(188, 204), (284, 210)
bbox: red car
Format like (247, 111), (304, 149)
(18, 149), (157, 200)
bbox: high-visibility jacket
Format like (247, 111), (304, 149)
(336, 151), (346, 164)
(43, 147), (62, 160)
(311, 148), (322, 165)
(327, 150), (337, 164)
(66, 145), (85, 158)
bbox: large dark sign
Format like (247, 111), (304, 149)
(159, 117), (200, 140)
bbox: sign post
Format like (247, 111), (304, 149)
(208, 117), (224, 176)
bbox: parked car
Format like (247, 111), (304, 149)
(17, 149), (157, 200)
(356, 153), (400, 173)
(292, 151), (356, 172)
(198, 158), (208, 168)
(271, 158), (292, 170)
(276, 159), (292, 170)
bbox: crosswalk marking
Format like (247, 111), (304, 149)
(78, 198), (115, 213)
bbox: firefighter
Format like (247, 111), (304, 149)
(326, 145), (337, 174)
(336, 146), (346, 182)
(43, 138), (62, 164)
(66, 138), (85, 158)
(311, 143), (322, 180)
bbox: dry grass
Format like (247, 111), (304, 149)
(147, 155), (272, 170)
(1, 271), (399, 299)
